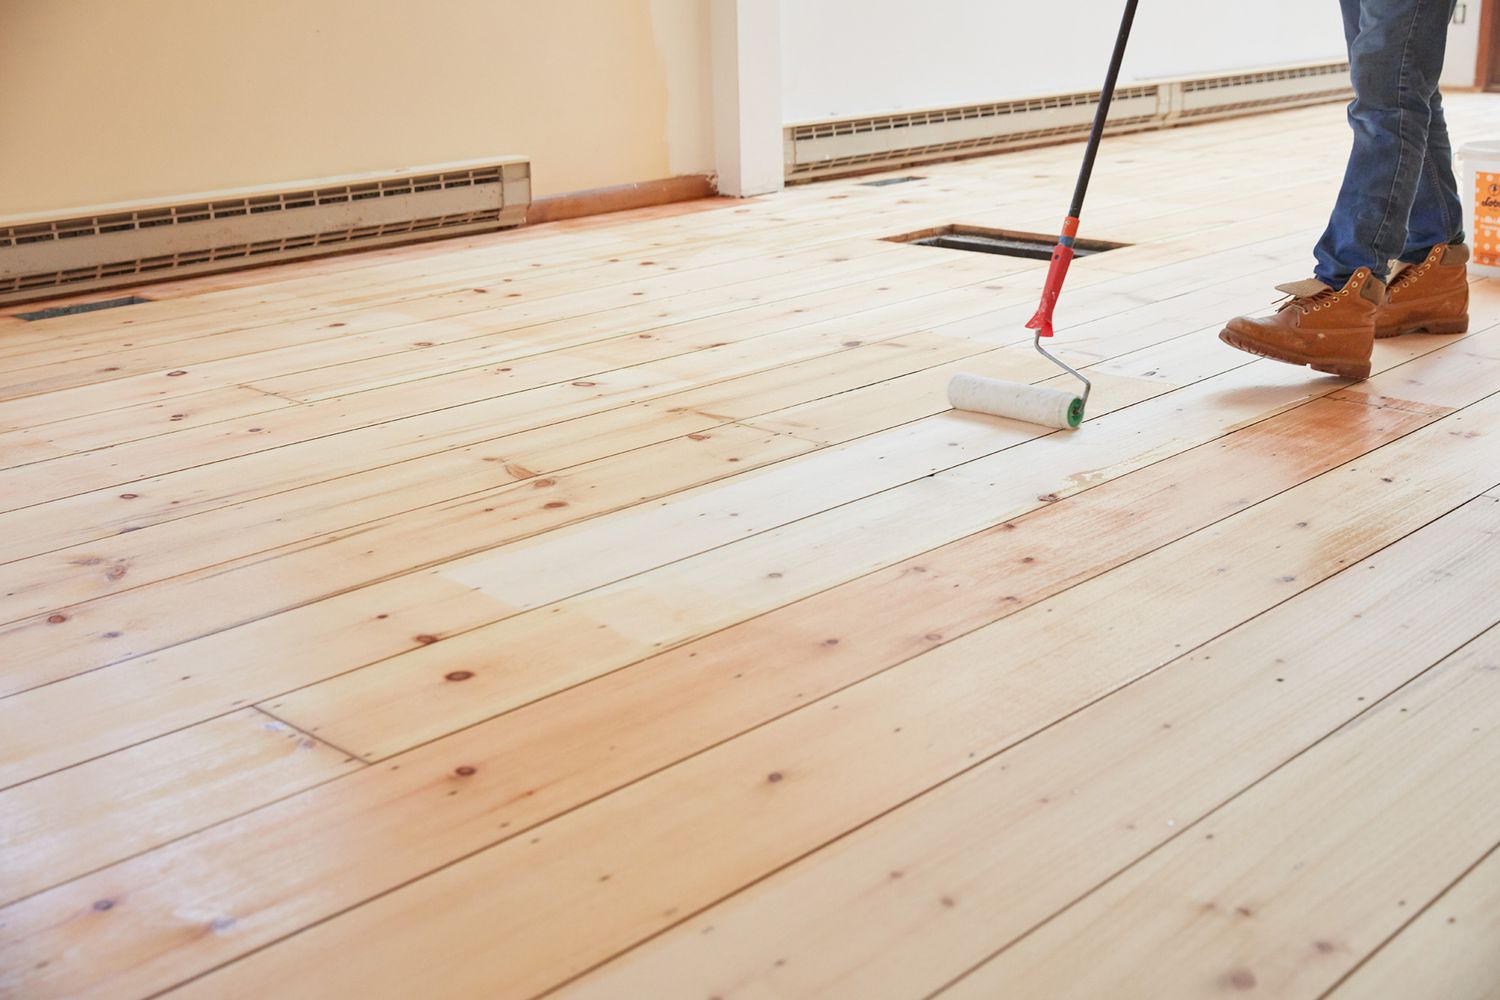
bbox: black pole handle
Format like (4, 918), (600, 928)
(1068, 0), (1140, 220)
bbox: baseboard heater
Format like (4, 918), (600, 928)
(0, 156), (531, 306)
(784, 60), (1353, 183)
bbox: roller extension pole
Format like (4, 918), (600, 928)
(947, 0), (1139, 431)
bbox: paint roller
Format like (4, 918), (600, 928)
(947, 0), (1139, 431)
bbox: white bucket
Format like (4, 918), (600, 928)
(1459, 140), (1500, 278)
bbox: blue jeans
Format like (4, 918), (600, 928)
(1314, 0), (1466, 287)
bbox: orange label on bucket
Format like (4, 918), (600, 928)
(1478, 171), (1500, 267)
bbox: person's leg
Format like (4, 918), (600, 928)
(1376, 3), (1472, 339)
(1339, 0), (1361, 49)
(1398, 87), (1466, 262)
(1313, 0), (1455, 287)
(1377, 82), (1471, 338)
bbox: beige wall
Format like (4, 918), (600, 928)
(0, 0), (716, 217)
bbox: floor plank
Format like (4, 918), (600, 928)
(939, 612), (1500, 1000)
(83, 375), (1500, 999)
(0, 385), (299, 471)
(0, 378), (1459, 999)
(562, 497), (1500, 999)
(2, 96), (1498, 1000)
(271, 321), (1498, 761)
(1329, 843), (1500, 1000)
(0, 241), (947, 414)
(0, 238), (1343, 694)
(0, 259), (1010, 512)
(0, 425), (805, 764)
(0, 312), (1449, 781)
(0, 234), (1306, 564)
(0, 709), (360, 905)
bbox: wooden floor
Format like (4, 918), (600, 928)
(3, 98), (1500, 999)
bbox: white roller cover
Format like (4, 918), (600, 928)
(947, 373), (1082, 430)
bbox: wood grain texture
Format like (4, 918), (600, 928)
(940, 608), (1500, 1000)
(2, 96), (1499, 1000)
(562, 498), (1500, 999)
(271, 323), (1497, 762)
(0, 381), (1460, 1000)
(1329, 841), (1500, 1000)
(151, 387), (1500, 998)
(0, 710), (360, 906)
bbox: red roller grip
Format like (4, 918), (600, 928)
(1025, 246), (1074, 338)
(1026, 216), (1080, 339)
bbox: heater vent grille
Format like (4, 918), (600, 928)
(787, 87), (1159, 144)
(1183, 62), (1351, 93)
(6, 211), (504, 295)
(1174, 61), (1353, 120)
(795, 115), (1160, 179)
(785, 61), (1352, 183)
(1174, 89), (1353, 118)
(1, 158), (530, 305)
(0, 166), (505, 250)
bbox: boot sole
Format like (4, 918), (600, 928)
(1374, 315), (1469, 339)
(1218, 329), (1371, 380)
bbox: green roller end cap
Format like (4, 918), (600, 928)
(1066, 397), (1085, 429)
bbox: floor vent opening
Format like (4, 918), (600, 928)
(887, 225), (1128, 260)
(15, 295), (153, 321)
(859, 176), (926, 187)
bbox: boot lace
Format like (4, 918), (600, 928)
(1387, 260), (1427, 293)
(1273, 278), (1350, 314)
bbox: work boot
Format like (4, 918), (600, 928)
(1376, 243), (1470, 338)
(1219, 268), (1382, 380)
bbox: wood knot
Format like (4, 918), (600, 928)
(1225, 969), (1257, 991)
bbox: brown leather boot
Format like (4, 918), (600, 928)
(1376, 243), (1470, 338)
(1219, 268), (1383, 380)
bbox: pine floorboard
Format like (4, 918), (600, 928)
(2, 98), (1498, 999)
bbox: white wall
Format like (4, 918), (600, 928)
(1443, 0), (1482, 89)
(781, 0), (1350, 122)
(0, 0), (719, 217)
(712, 0), (785, 196)
(782, 0), (1485, 122)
